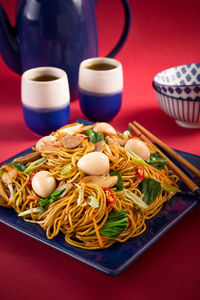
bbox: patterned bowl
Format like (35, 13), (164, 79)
(152, 63), (200, 128)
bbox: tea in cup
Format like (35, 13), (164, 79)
(78, 57), (123, 122)
(21, 67), (70, 135)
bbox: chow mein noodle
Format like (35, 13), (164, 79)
(0, 122), (179, 249)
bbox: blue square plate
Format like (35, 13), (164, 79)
(0, 120), (199, 276)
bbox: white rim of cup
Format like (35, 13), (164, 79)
(22, 66), (67, 84)
(79, 57), (122, 73)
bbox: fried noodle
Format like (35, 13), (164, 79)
(0, 123), (178, 250)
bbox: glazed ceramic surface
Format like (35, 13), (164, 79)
(153, 63), (200, 99)
(78, 57), (123, 121)
(153, 63), (200, 128)
(154, 88), (200, 128)
(21, 67), (70, 135)
(0, 0), (131, 99)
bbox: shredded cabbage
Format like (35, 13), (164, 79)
(124, 189), (148, 209)
(87, 196), (99, 208)
(18, 207), (42, 217)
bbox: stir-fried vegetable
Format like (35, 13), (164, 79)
(74, 183), (83, 206)
(9, 162), (26, 172)
(124, 189), (148, 210)
(49, 188), (66, 202)
(87, 196), (99, 208)
(138, 178), (162, 205)
(18, 207), (42, 217)
(100, 209), (128, 238)
(163, 184), (181, 193)
(146, 152), (167, 170)
(29, 168), (39, 187)
(60, 165), (72, 175)
(40, 188), (66, 211)
(136, 166), (145, 180)
(104, 188), (116, 204)
(110, 170), (123, 191)
(91, 213), (104, 248)
(23, 157), (47, 174)
(122, 130), (131, 139)
(126, 149), (146, 165)
(84, 129), (104, 144)
(7, 183), (14, 202)
(40, 199), (50, 211)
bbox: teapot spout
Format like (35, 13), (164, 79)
(0, 4), (22, 74)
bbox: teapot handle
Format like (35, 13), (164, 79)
(106, 0), (131, 58)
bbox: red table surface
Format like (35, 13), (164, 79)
(0, 0), (200, 299)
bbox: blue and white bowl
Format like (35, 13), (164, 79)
(153, 63), (200, 98)
(153, 63), (200, 128)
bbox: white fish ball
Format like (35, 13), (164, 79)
(125, 138), (151, 161)
(32, 171), (56, 198)
(93, 123), (116, 135)
(77, 152), (110, 175)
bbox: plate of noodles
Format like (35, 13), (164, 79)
(0, 120), (199, 275)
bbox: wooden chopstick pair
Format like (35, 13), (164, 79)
(128, 121), (200, 199)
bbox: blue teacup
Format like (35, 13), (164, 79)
(21, 67), (70, 136)
(78, 57), (123, 122)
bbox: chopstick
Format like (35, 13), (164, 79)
(128, 121), (200, 199)
(133, 121), (200, 178)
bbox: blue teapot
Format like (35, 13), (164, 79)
(0, 0), (131, 100)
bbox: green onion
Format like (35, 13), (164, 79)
(163, 184), (181, 193)
(40, 188), (66, 211)
(23, 157), (47, 174)
(49, 188), (66, 203)
(60, 165), (72, 175)
(126, 149), (146, 165)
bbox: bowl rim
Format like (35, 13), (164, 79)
(153, 62), (200, 88)
(152, 82), (200, 101)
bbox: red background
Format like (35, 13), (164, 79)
(0, 0), (200, 299)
